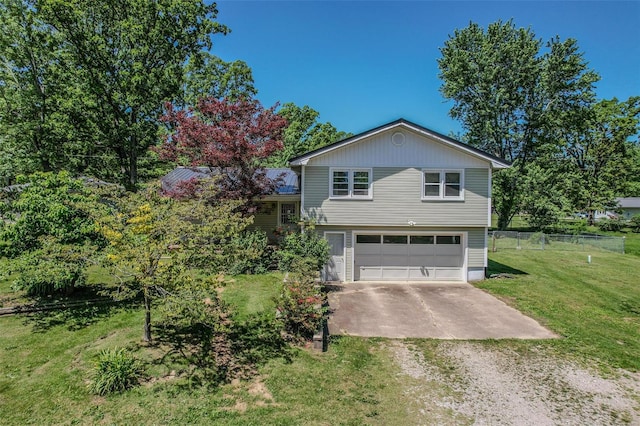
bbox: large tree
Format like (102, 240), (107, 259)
(267, 103), (352, 167)
(563, 97), (640, 223)
(156, 97), (287, 212)
(183, 52), (257, 105)
(36, 0), (227, 189)
(438, 20), (599, 229)
(0, 1), (99, 182)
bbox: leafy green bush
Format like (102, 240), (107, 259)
(227, 229), (275, 275)
(598, 217), (623, 232)
(5, 241), (90, 296)
(277, 229), (330, 272)
(89, 348), (145, 395)
(630, 215), (640, 233)
(276, 257), (326, 342)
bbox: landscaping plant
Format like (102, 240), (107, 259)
(89, 347), (146, 395)
(276, 257), (327, 342)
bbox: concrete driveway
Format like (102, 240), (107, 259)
(326, 282), (557, 339)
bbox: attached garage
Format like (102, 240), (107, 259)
(354, 233), (465, 281)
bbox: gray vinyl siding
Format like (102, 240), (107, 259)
(249, 202), (278, 238)
(467, 228), (486, 268)
(304, 167), (489, 227)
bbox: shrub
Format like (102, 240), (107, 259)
(630, 215), (640, 233)
(277, 228), (330, 272)
(89, 348), (146, 395)
(276, 257), (326, 342)
(227, 229), (275, 275)
(598, 217), (623, 232)
(5, 241), (89, 296)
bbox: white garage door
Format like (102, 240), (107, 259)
(354, 234), (464, 281)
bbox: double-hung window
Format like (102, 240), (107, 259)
(422, 169), (464, 200)
(330, 168), (372, 199)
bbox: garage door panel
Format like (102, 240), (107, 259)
(435, 255), (461, 267)
(381, 255), (409, 267)
(359, 267), (381, 281)
(408, 245), (436, 255)
(381, 268), (409, 280)
(435, 268), (462, 279)
(356, 254), (382, 267)
(382, 245), (409, 256)
(354, 233), (465, 281)
(408, 267), (434, 279)
(408, 255), (434, 267)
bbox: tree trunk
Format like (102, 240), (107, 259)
(143, 288), (152, 342)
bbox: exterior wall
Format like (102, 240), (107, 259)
(622, 208), (640, 220)
(249, 202), (278, 240)
(304, 167), (489, 227)
(317, 225), (487, 282)
(306, 128), (489, 168)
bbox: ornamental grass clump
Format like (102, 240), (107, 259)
(89, 348), (146, 395)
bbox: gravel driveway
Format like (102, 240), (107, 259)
(391, 341), (640, 425)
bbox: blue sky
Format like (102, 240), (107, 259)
(212, 1), (640, 136)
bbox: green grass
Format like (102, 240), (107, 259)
(2, 252), (639, 424)
(0, 273), (413, 425)
(480, 249), (640, 371)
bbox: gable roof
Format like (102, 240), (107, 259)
(161, 166), (299, 195)
(288, 118), (511, 169)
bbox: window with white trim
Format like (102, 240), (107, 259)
(422, 169), (464, 200)
(330, 168), (372, 199)
(279, 202), (297, 225)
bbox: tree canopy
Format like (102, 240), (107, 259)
(0, 0), (243, 188)
(156, 97), (287, 212)
(267, 103), (352, 167)
(438, 20), (603, 229)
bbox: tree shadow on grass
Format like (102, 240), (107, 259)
(151, 314), (293, 389)
(21, 285), (139, 332)
(487, 259), (528, 276)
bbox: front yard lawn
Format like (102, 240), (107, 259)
(1, 249), (639, 424)
(480, 249), (640, 371)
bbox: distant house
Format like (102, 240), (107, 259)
(162, 119), (511, 282)
(615, 197), (640, 220)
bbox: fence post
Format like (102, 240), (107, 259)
(541, 233), (545, 250)
(622, 236), (625, 254)
(492, 232), (496, 252)
(517, 232), (520, 250)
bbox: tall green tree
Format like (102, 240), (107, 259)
(267, 103), (351, 167)
(184, 52), (257, 104)
(38, 0), (227, 189)
(563, 97), (640, 223)
(0, 0), (98, 183)
(438, 20), (599, 229)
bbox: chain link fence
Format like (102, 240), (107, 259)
(490, 231), (625, 254)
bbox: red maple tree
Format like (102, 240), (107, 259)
(156, 97), (287, 212)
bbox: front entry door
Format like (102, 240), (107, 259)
(325, 232), (345, 282)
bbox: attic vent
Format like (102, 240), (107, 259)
(391, 132), (405, 146)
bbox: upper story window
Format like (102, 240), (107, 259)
(330, 168), (372, 199)
(422, 169), (464, 200)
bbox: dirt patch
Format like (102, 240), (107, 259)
(248, 380), (274, 400)
(391, 341), (639, 425)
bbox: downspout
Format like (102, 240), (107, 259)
(300, 165), (306, 220)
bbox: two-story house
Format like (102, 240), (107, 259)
(288, 119), (510, 282)
(162, 118), (510, 282)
